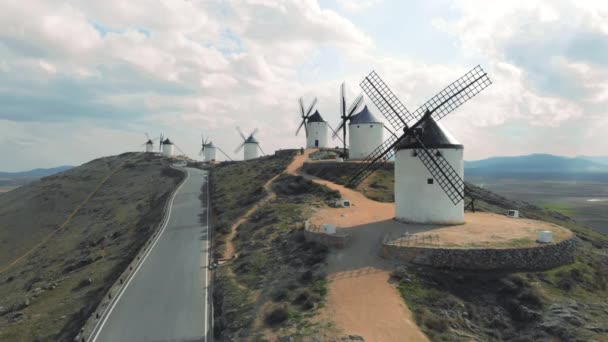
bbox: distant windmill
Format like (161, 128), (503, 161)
(235, 127), (265, 160)
(143, 133), (157, 153)
(296, 98), (336, 149)
(333, 82), (364, 158)
(162, 137), (174, 156)
(200, 133), (233, 162)
(347, 65), (491, 224)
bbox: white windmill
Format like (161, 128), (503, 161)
(200, 135), (216, 161)
(347, 66), (492, 224)
(235, 127), (265, 160)
(200, 134), (233, 162)
(142, 133), (156, 153)
(348, 105), (384, 160)
(296, 98), (330, 148)
(162, 137), (174, 156)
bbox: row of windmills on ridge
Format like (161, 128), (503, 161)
(296, 83), (384, 160)
(140, 65), (492, 226)
(296, 66), (491, 225)
(141, 127), (262, 161)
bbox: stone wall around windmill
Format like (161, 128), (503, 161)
(380, 237), (578, 271)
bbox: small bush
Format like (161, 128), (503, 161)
(424, 315), (449, 332)
(300, 270), (313, 283)
(557, 277), (575, 291)
(292, 290), (310, 305)
(271, 289), (288, 302)
(517, 288), (543, 309)
(301, 300), (315, 311)
(265, 306), (288, 326)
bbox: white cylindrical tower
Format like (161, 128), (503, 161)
(305, 110), (328, 148)
(145, 140), (154, 153)
(348, 105), (383, 160)
(162, 138), (174, 156)
(394, 119), (464, 224)
(204, 142), (217, 161)
(243, 136), (259, 160)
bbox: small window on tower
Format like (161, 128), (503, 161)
(370, 125), (373, 128)
(412, 151), (417, 157)
(435, 151), (442, 157)
(427, 178), (434, 184)
(357, 125), (360, 128)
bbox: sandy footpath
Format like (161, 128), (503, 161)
(289, 150), (429, 342)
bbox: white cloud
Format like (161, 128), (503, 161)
(336, 0), (382, 12)
(1, 0), (607, 170)
(0, 0), (375, 169)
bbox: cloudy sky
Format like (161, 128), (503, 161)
(1, 0), (607, 171)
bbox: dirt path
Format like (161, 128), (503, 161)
(290, 150), (428, 341)
(222, 149), (316, 260)
(222, 173), (281, 260)
(221, 150), (427, 340)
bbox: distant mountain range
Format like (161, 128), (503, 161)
(578, 156), (608, 166)
(0, 166), (73, 179)
(465, 154), (608, 177)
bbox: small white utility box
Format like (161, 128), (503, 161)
(507, 210), (520, 218)
(322, 224), (336, 234)
(336, 198), (351, 208)
(538, 230), (553, 243)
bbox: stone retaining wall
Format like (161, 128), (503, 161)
(380, 237), (577, 271)
(304, 229), (351, 249)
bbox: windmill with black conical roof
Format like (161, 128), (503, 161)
(162, 137), (174, 156)
(296, 98), (332, 149)
(347, 65), (492, 224)
(200, 133), (233, 162)
(235, 127), (265, 160)
(142, 133), (157, 153)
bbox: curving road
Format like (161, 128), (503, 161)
(92, 167), (211, 342)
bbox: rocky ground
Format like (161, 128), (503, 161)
(0, 152), (183, 341)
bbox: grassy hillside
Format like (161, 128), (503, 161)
(210, 154), (295, 256)
(302, 162), (394, 202)
(303, 163), (608, 341)
(210, 154), (342, 340)
(0, 152), (184, 341)
(0, 166), (73, 190)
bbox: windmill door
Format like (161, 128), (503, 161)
(315, 139), (319, 147)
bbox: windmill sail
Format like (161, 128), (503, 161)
(412, 65), (491, 123)
(347, 67), (491, 205)
(360, 71), (414, 132)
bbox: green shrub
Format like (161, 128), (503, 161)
(265, 306), (289, 326)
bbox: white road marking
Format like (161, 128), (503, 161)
(89, 168), (191, 342)
(204, 172), (210, 342)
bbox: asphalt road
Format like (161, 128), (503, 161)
(93, 167), (210, 342)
